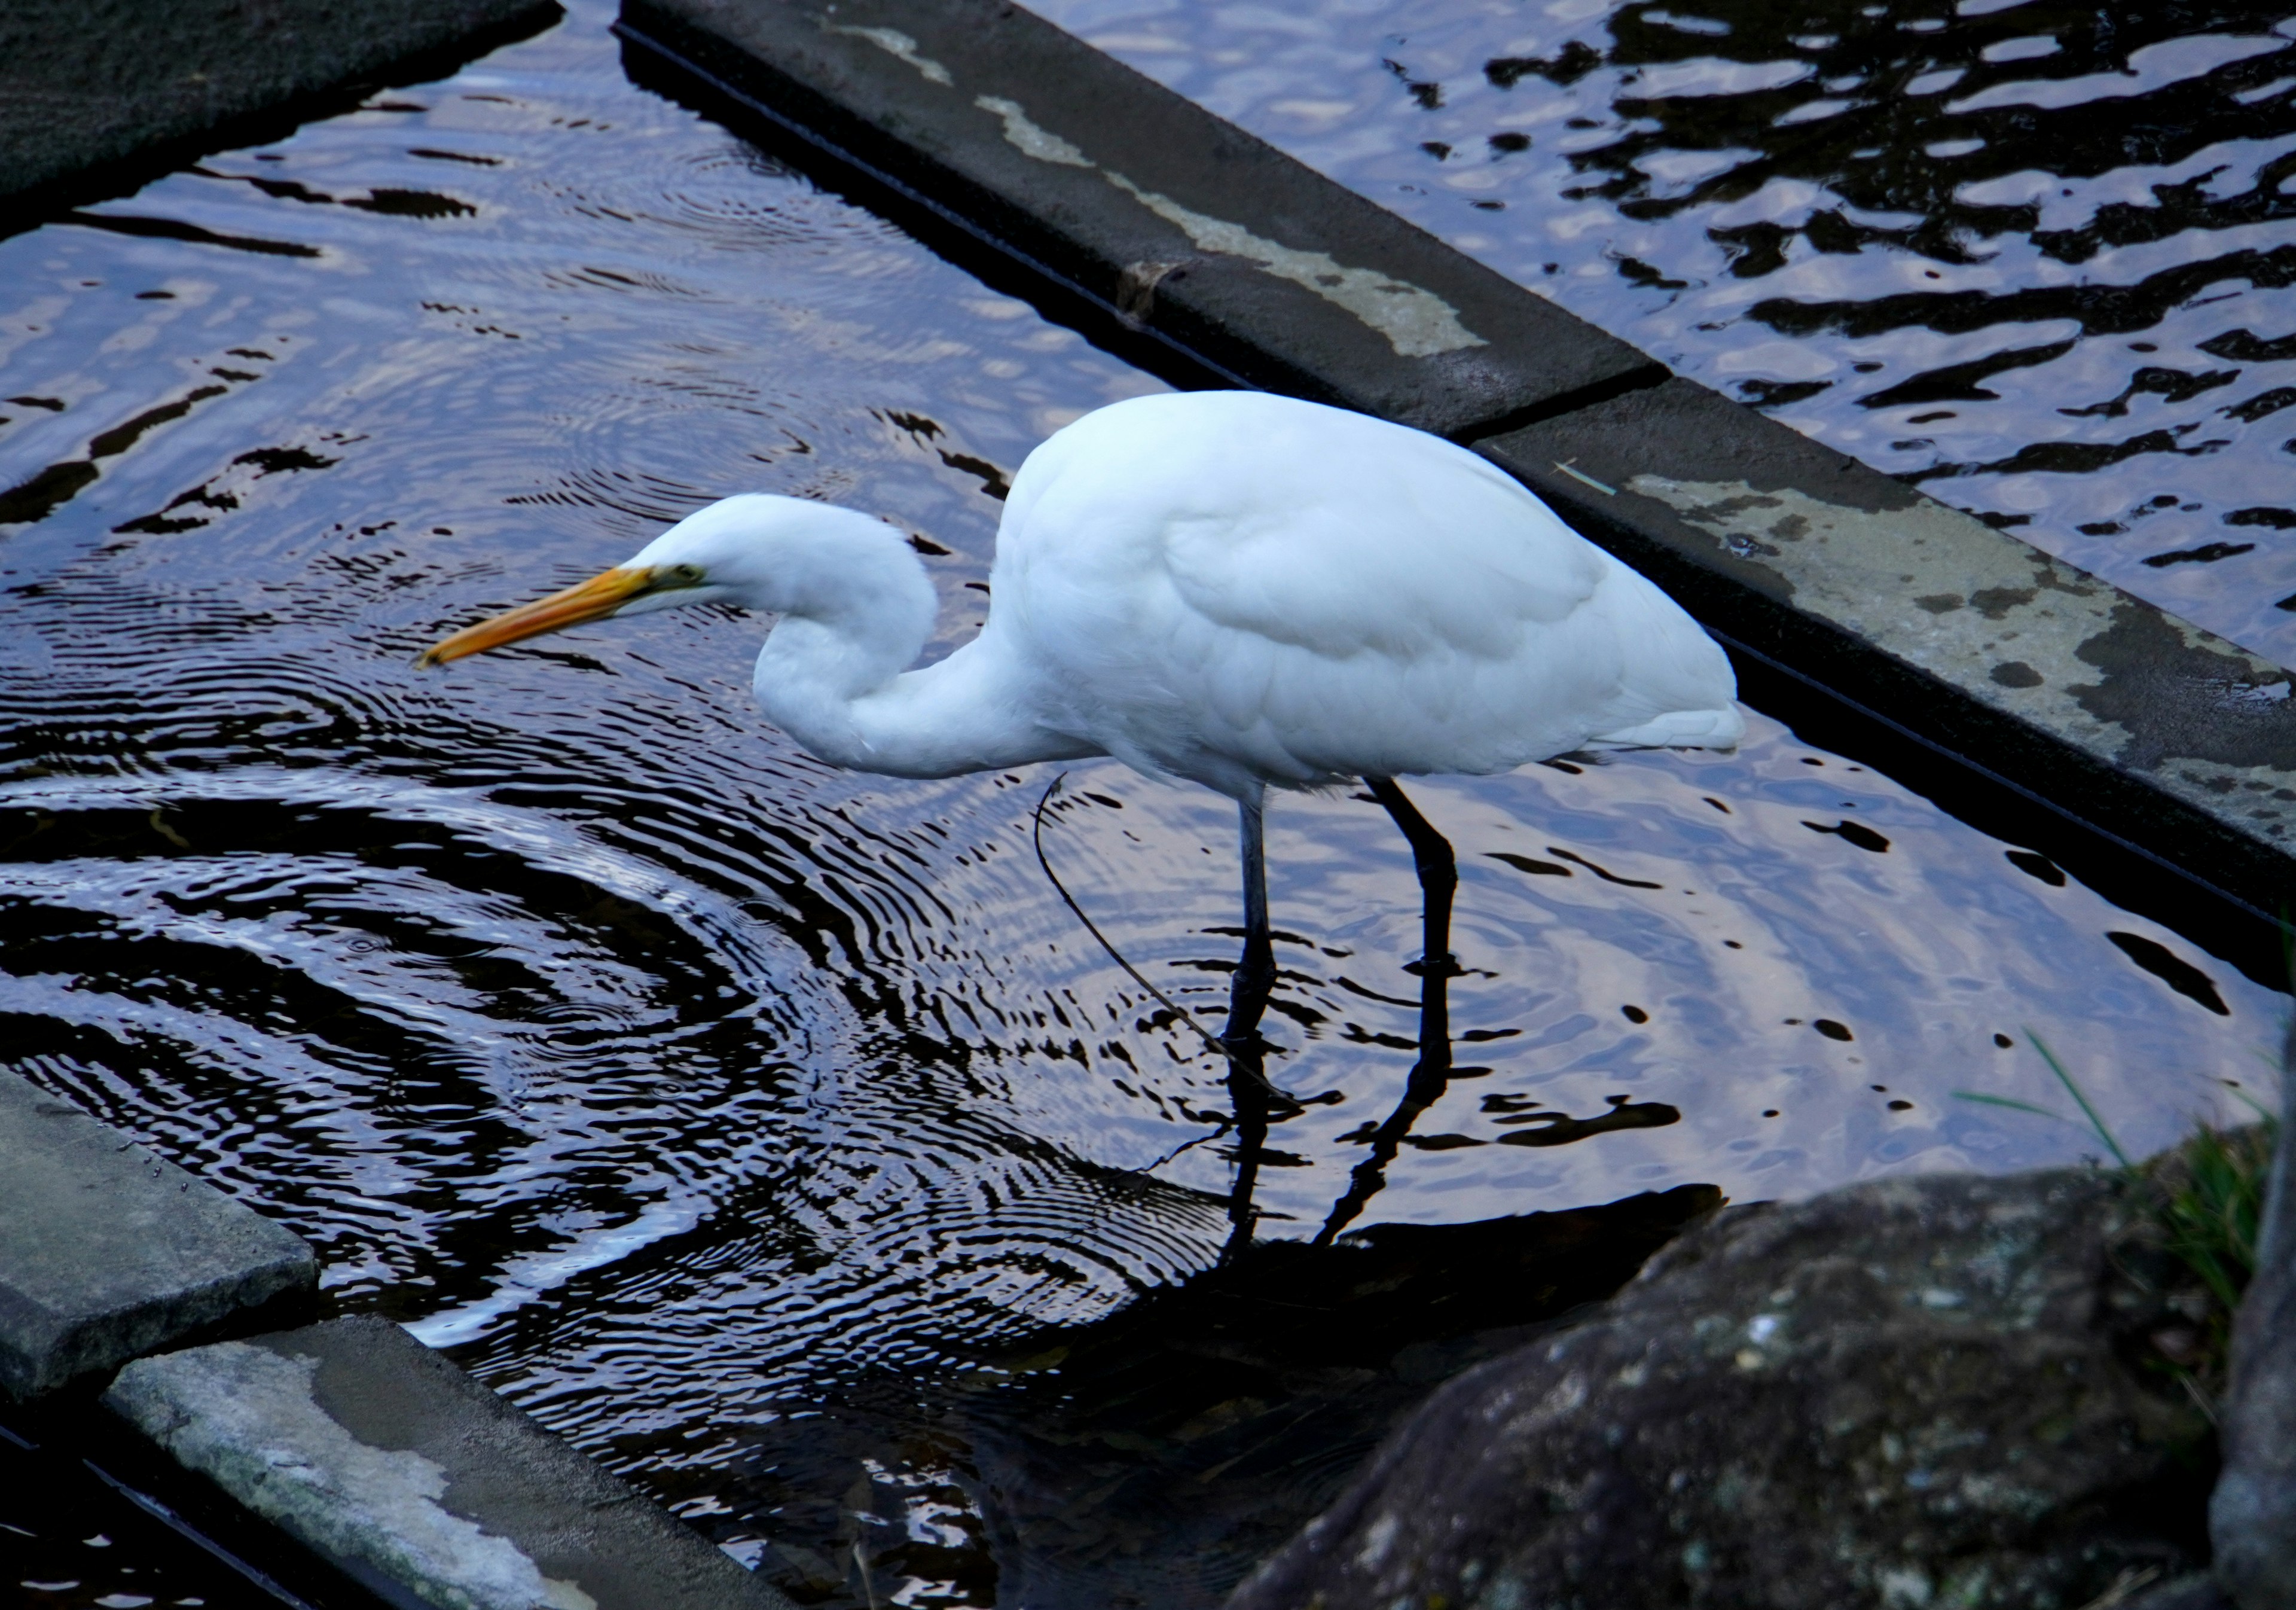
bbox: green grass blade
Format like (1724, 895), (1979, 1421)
(2225, 1082), (2278, 1123)
(1950, 1091), (2068, 1121)
(2023, 1029), (2132, 1169)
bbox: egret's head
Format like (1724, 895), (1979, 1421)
(416, 494), (909, 668)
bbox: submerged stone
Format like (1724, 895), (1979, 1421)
(0, 1069), (314, 1399)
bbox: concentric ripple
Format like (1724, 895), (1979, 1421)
(1026, 0), (2296, 666)
(0, 1), (2285, 1606)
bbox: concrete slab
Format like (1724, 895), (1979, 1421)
(1, 0), (562, 227)
(106, 1315), (799, 1610)
(0, 1070), (316, 1400)
(613, 0), (1659, 439)
(1479, 380), (2296, 933)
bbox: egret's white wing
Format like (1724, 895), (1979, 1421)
(1004, 393), (1599, 652)
(991, 392), (1738, 793)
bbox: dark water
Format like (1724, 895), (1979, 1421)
(0, 1459), (243, 1610)
(0, 2), (2284, 1606)
(0, 1404), (386, 1610)
(1027, 0), (2296, 667)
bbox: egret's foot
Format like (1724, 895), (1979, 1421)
(1402, 952), (1463, 978)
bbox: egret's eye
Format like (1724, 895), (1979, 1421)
(665, 563), (706, 587)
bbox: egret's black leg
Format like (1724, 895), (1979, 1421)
(1223, 795), (1277, 1045)
(1364, 775), (1457, 978)
(1315, 777), (1460, 1245)
(1219, 794), (1282, 1260)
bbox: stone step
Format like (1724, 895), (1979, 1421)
(1, 0), (563, 221)
(106, 1315), (799, 1610)
(0, 1069), (316, 1400)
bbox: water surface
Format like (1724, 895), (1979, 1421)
(0, 4), (2282, 1606)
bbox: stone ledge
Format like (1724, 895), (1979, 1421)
(0, 1069), (316, 1400)
(105, 1315), (799, 1610)
(0, 0), (564, 227)
(613, 0), (1659, 439)
(1480, 380), (2296, 937)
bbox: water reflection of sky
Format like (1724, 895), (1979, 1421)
(0, 1), (2285, 1604)
(1025, 0), (2296, 667)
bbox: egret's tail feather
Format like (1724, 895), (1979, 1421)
(1588, 703), (1747, 752)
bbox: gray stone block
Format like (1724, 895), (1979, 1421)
(105, 1315), (798, 1610)
(1, 0), (562, 222)
(0, 1069), (316, 1399)
(2212, 1036), (2296, 1610)
(615, 0), (1658, 439)
(1478, 379), (2296, 943)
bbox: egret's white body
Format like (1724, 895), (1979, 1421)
(424, 391), (1743, 1046)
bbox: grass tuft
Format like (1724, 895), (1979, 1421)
(2144, 1120), (2276, 1389)
(1956, 1029), (2280, 1398)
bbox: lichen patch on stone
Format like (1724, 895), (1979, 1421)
(825, 23), (951, 84)
(1103, 172), (1486, 358)
(973, 96), (1091, 167)
(106, 1341), (575, 1610)
(1626, 472), (2296, 844)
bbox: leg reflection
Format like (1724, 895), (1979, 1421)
(1221, 1037), (1274, 1263)
(1315, 777), (1458, 1247)
(1222, 792), (1278, 1261)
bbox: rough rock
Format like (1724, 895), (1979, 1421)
(2213, 1047), (2296, 1610)
(1228, 1168), (2213, 1610)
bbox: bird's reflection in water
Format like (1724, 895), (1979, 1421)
(750, 780), (1716, 1609)
(1308, 778), (1466, 1249)
(779, 1183), (1724, 1610)
(1209, 780), (1454, 1260)
(1212, 777), (1686, 1257)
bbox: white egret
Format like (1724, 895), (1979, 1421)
(420, 390), (1744, 1056)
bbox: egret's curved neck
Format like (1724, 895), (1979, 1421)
(745, 537), (1093, 779)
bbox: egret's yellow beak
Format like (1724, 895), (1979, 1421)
(417, 566), (661, 667)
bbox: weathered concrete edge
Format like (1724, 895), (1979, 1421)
(613, 0), (1663, 440)
(0, 1072), (789, 1606)
(616, 0), (2296, 966)
(105, 1316), (799, 1610)
(0, 1069), (317, 1400)
(0, 0), (565, 234)
(1485, 382), (2296, 937)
